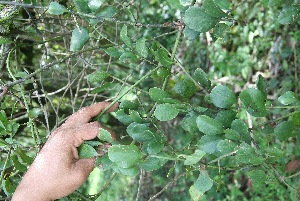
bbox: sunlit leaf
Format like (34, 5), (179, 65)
(136, 37), (148, 58)
(108, 145), (143, 168)
(154, 103), (179, 121)
(278, 91), (299, 105)
(203, 0), (228, 18)
(126, 122), (154, 142)
(48, 2), (67, 15)
(70, 27), (89, 51)
(99, 128), (114, 143)
(184, 149), (206, 165)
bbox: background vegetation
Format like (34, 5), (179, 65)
(0, 0), (300, 200)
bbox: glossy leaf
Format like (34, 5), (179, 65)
(224, 129), (241, 141)
(184, 7), (220, 33)
(278, 91), (299, 105)
(108, 145), (143, 168)
(215, 110), (236, 128)
(48, 2), (67, 15)
(112, 165), (139, 176)
(154, 103), (179, 121)
(217, 140), (237, 155)
(70, 27), (89, 51)
(210, 85), (236, 108)
(196, 115), (224, 135)
(193, 68), (211, 88)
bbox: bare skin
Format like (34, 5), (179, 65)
(12, 102), (118, 201)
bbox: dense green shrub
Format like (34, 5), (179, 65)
(1, 0), (299, 200)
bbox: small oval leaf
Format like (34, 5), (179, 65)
(154, 103), (179, 121)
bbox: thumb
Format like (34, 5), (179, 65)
(72, 158), (96, 182)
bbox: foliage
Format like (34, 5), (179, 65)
(0, 0), (300, 200)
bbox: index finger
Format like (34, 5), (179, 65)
(62, 102), (119, 128)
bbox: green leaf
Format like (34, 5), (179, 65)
(193, 170), (213, 193)
(73, 0), (91, 13)
(215, 110), (236, 128)
(70, 27), (89, 51)
(215, 0), (230, 10)
(224, 129), (241, 141)
(184, 7), (220, 33)
(95, 155), (113, 171)
(119, 52), (138, 63)
(149, 87), (171, 102)
(189, 185), (204, 201)
(239, 88), (267, 117)
(141, 155), (168, 171)
(197, 135), (223, 154)
(278, 4), (300, 25)
(146, 139), (165, 154)
(278, 91), (299, 105)
(88, 0), (104, 11)
(112, 165), (139, 176)
(78, 143), (98, 158)
(291, 111), (300, 126)
(156, 48), (173, 67)
(183, 27), (200, 40)
(2, 178), (16, 196)
(180, 116), (199, 134)
(98, 128), (114, 143)
(256, 74), (267, 99)
(203, 0), (228, 18)
(126, 122), (154, 142)
(16, 148), (33, 164)
(184, 149), (206, 165)
(268, 0), (285, 7)
(87, 70), (109, 83)
(247, 170), (266, 185)
(213, 23), (229, 38)
(104, 47), (123, 58)
(11, 155), (27, 172)
(48, 2), (67, 15)
(231, 119), (251, 144)
(119, 100), (139, 110)
(274, 121), (296, 141)
(235, 143), (264, 165)
(154, 103), (179, 121)
(115, 109), (133, 125)
(210, 85), (236, 108)
(136, 37), (148, 58)
(174, 79), (197, 98)
(196, 115), (224, 135)
(129, 110), (147, 123)
(108, 145), (143, 168)
(120, 25), (132, 47)
(217, 140), (237, 155)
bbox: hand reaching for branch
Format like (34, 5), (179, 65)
(12, 102), (119, 201)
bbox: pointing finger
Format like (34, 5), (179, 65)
(62, 102), (119, 128)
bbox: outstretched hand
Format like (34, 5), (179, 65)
(12, 102), (118, 201)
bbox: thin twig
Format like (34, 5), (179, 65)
(0, 1), (45, 9)
(148, 173), (186, 201)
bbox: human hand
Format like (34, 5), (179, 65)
(12, 102), (118, 201)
